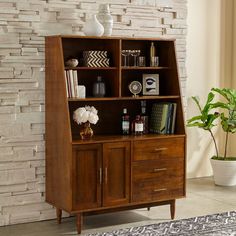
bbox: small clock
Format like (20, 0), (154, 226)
(128, 81), (142, 97)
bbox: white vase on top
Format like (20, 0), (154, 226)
(83, 14), (104, 37)
(97, 4), (113, 36)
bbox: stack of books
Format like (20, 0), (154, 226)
(149, 102), (177, 134)
(64, 70), (85, 98)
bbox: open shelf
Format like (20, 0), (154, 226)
(122, 66), (170, 70)
(68, 95), (180, 102)
(65, 66), (117, 70)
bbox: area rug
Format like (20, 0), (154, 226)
(86, 211), (236, 236)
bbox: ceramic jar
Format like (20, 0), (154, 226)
(97, 4), (113, 36)
(83, 14), (104, 36)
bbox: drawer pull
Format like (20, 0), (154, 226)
(153, 147), (167, 152)
(153, 168), (167, 172)
(153, 188), (167, 192)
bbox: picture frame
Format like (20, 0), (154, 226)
(142, 74), (159, 95)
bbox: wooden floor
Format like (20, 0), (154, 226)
(0, 177), (236, 236)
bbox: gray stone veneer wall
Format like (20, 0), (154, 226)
(0, 0), (187, 226)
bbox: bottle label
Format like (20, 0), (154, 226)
(122, 121), (129, 130)
(135, 123), (143, 132)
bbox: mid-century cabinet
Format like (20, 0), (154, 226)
(45, 35), (186, 234)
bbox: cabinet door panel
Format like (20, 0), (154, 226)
(72, 144), (102, 210)
(103, 142), (130, 207)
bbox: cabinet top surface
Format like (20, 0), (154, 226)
(72, 134), (186, 145)
(45, 35), (176, 42)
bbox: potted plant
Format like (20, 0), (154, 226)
(187, 88), (236, 186)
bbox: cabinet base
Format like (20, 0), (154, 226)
(55, 200), (176, 234)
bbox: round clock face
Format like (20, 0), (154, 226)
(128, 81), (142, 96)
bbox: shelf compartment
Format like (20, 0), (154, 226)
(68, 95), (180, 102)
(65, 66), (117, 70)
(122, 66), (170, 70)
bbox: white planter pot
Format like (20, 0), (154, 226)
(210, 158), (236, 186)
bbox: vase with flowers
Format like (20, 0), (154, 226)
(73, 106), (99, 140)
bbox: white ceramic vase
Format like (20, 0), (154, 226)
(97, 4), (113, 36)
(83, 14), (104, 37)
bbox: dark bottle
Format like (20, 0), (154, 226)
(122, 108), (130, 135)
(141, 100), (149, 134)
(93, 76), (106, 97)
(134, 115), (144, 135)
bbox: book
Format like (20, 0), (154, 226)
(150, 102), (177, 134)
(150, 103), (169, 134)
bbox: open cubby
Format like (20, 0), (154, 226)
(46, 35), (186, 234)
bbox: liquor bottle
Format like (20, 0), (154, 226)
(150, 42), (156, 66)
(134, 115), (144, 135)
(122, 108), (130, 135)
(141, 101), (149, 134)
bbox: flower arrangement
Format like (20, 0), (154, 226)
(73, 106), (99, 125)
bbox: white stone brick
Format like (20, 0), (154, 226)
(18, 14), (40, 22)
(10, 211), (40, 224)
(0, 162), (30, 171)
(0, 168), (35, 185)
(131, 18), (161, 28)
(31, 123), (45, 134)
(0, 215), (10, 226)
(2, 134), (44, 144)
(32, 22), (73, 35)
(0, 147), (13, 155)
(30, 160), (45, 168)
(0, 184), (27, 194)
(3, 202), (51, 215)
(39, 208), (56, 221)
(0, 106), (14, 114)
(0, 193), (42, 207)
(17, 91), (44, 106)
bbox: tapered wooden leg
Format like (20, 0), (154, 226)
(170, 200), (175, 219)
(147, 207), (150, 211)
(76, 213), (83, 234)
(56, 208), (62, 224)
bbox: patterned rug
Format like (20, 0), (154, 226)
(86, 211), (236, 236)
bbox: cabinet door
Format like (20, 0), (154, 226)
(103, 142), (130, 207)
(72, 144), (102, 210)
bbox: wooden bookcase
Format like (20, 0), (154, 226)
(45, 35), (186, 234)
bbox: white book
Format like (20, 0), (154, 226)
(68, 70), (75, 97)
(64, 70), (68, 98)
(72, 70), (78, 98)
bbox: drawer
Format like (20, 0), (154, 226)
(132, 158), (184, 181)
(133, 138), (184, 161)
(132, 177), (184, 202)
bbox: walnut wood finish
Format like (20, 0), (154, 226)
(103, 142), (131, 206)
(45, 36), (186, 234)
(76, 213), (83, 234)
(45, 37), (72, 212)
(56, 208), (62, 224)
(72, 144), (102, 211)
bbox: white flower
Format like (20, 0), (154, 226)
(73, 106), (99, 125)
(88, 113), (99, 124)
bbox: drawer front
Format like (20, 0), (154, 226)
(132, 158), (184, 181)
(132, 158), (185, 203)
(133, 138), (184, 161)
(132, 181), (184, 203)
